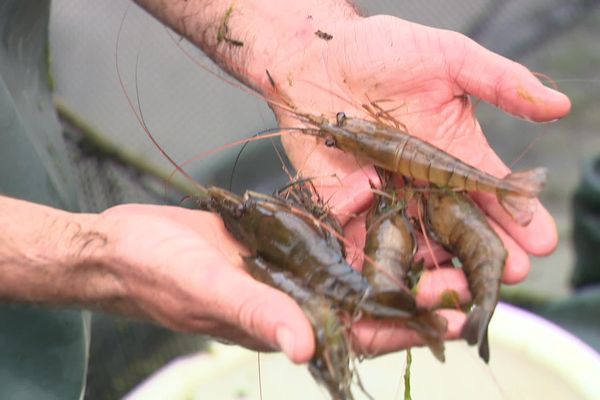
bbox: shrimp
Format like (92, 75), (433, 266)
(198, 186), (448, 360)
(199, 186), (414, 318)
(246, 256), (357, 400)
(425, 188), (507, 363)
(360, 170), (447, 360)
(362, 169), (416, 292)
(281, 179), (447, 360)
(277, 180), (347, 259)
(298, 111), (546, 226)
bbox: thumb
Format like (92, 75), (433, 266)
(446, 33), (571, 121)
(225, 270), (315, 363)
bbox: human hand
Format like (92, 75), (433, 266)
(98, 204), (318, 361)
(258, 14), (570, 354)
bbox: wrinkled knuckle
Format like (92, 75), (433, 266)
(236, 297), (263, 338)
(513, 62), (533, 78)
(366, 14), (398, 26)
(446, 29), (469, 46)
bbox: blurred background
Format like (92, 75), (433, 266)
(46, 1), (600, 398)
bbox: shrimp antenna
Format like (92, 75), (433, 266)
(507, 71), (560, 169)
(257, 352), (264, 400)
(228, 127), (296, 192)
(228, 133), (257, 192)
(165, 29), (322, 125)
(169, 126), (310, 187)
(115, 7), (208, 198)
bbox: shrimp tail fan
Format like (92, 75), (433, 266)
(498, 167), (547, 226)
(407, 311), (448, 362)
(460, 306), (492, 363)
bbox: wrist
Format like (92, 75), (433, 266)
(0, 196), (124, 306)
(231, 1), (360, 94)
(135, 0), (359, 94)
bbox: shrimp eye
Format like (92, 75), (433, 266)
(336, 112), (347, 126)
(324, 136), (336, 147)
(233, 204), (244, 218)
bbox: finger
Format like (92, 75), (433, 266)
(414, 232), (453, 268)
(472, 191), (558, 256)
(322, 167), (378, 225)
(488, 218), (531, 284)
(446, 33), (571, 121)
(414, 268), (472, 309)
(442, 132), (558, 256)
(350, 309), (466, 356)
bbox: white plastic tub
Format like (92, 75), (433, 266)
(125, 303), (600, 399)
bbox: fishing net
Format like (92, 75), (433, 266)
(47, 0), (600, 398)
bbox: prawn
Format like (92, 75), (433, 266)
(296, 111), (546, 227)
(198, 186), (448, 360)
(276, 179), (347, 259)
(362, 169), (416, 292)
(424, 188), (507, 363)
(246, 256), (358, 400)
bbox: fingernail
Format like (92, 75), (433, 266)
(545, 86), (569, 103)
(544, 86), (563, 96)
(275, 326), (296, 359)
